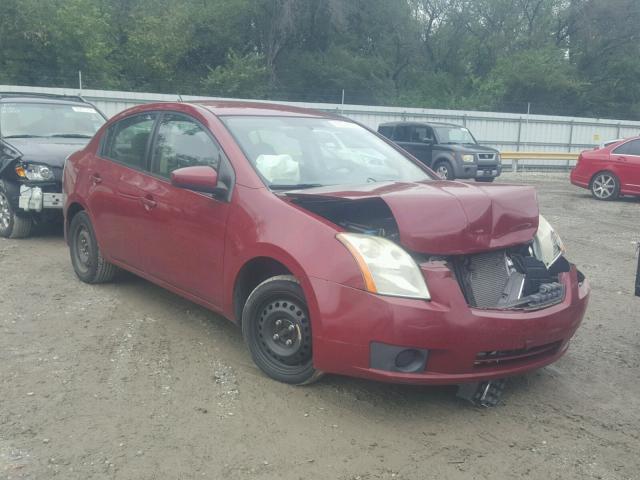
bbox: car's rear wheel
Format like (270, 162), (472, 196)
(590, 171), (620, 201)
(0, 183), (32, 239)
(433, 160), (454, 180)
(69, 211), (118, 283)
(242, 275), (322, 385)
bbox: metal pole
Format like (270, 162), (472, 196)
(341, 89), (345, 114)
(636, 242), (640, 297)
(525, 102), (530, 152)
(78, 71), (83, 94)
(567, 121), (574, 168)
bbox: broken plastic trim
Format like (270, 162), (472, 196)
(456, 379), (507, 407)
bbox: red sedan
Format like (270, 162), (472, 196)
(63, 101), (589, 390)
(571, 136), (640, 200)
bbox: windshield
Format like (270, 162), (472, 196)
(0, 102), (105, 138)
(433, 126), (477, 144)
(222, 116), (432, 188)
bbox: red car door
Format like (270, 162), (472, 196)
(611, 138), (640, 194)
(137, 112), (230, 307)
(86, 112), (157, 270)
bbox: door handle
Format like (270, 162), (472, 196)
(90, 173), (102, 184)
(141, 195), (157, 211)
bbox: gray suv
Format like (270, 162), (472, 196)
(378, 121), (502, 182)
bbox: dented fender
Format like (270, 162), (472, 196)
(0, 139), (22, 177)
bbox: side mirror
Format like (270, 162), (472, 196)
(422, 138), (434, 145)
(171, 166), (225, 196)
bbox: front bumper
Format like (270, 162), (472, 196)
(18, 185), (64, 212)
(455, 163), (502, 179)
(310, 262), (589, 385)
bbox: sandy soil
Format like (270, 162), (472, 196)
(1, 173), (639, 480)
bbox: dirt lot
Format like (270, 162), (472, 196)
(1, 172), (639, 480)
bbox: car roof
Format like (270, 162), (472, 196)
(193, 100), (335, 118)
(378, 121), (461, 128)
(0, 92), (90, 106)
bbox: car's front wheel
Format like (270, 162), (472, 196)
(590, 171), (620, 201)
(0, 182), (32, 239)
(433, 160), (454, 180)
(242, 275), (322, 385)
(69, 211), (118, 283)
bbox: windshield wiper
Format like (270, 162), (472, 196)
(49, 134), (93, 138)
(3, 134), (45, 138)
(270, 183), (323, 190)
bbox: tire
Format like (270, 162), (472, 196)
(0, 182), (32, 239)
(242, 275), (322, 385)
(433, 160), (454, 180)
(590, 171), (620, 201)
(69, 211), (118, 283)
(475, 177), (495, 183)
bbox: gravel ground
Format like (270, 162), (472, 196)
(1, 172), (639, 480)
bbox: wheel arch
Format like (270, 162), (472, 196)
(589, 169), (619, 186)
(65, 201), (87, 244)
(232, 256), (299, 324)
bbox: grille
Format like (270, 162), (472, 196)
(460, 251), (510, 308)
(474, 341), (562, 367)
(478, 153), (496, 161)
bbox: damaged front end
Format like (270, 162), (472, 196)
(287, 183), (578, 312)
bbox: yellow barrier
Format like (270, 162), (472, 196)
(501, 152), (578, 160)
(500, 152), (579, 172)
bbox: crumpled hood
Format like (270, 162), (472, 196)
(287, 181), (539, 255)
(2, 137), (88, 168)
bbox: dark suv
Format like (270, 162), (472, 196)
(378, 121), (502, 181)
(0, 93), (106, 238)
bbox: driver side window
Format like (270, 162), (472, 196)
(151, 113), (223, 178)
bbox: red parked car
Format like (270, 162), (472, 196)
(63, 101), (589, 392)
(571, 136), (640, 200)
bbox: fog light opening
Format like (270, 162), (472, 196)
(394, 349), (426, 373)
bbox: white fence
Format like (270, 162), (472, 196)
(3, 84), (640, 169)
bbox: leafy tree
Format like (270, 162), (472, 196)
(203, 51), (269, 98)
(2, 0), (640, 119)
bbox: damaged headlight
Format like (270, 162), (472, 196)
(16, 163), (54, 181)
(532, 215), (565, 268)
(337, 233), (430, 300)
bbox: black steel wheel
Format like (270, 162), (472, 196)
(242, 275), (322, 385)
(69, 211), (118, 283)
(590, 171), (620, 201)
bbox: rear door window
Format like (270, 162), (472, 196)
(151, 113), (223, 178)
(411, 126), (433, 142)
(393, 125), (411, 142)
(378, 125), (393, 139)
(102, 113), (157, 170)
(613, 139), (640, 156)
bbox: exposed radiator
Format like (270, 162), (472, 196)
(461, 251), (511, 308)
(454, 248), (565, 310)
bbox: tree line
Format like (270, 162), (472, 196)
(1, 0), (639, 119)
